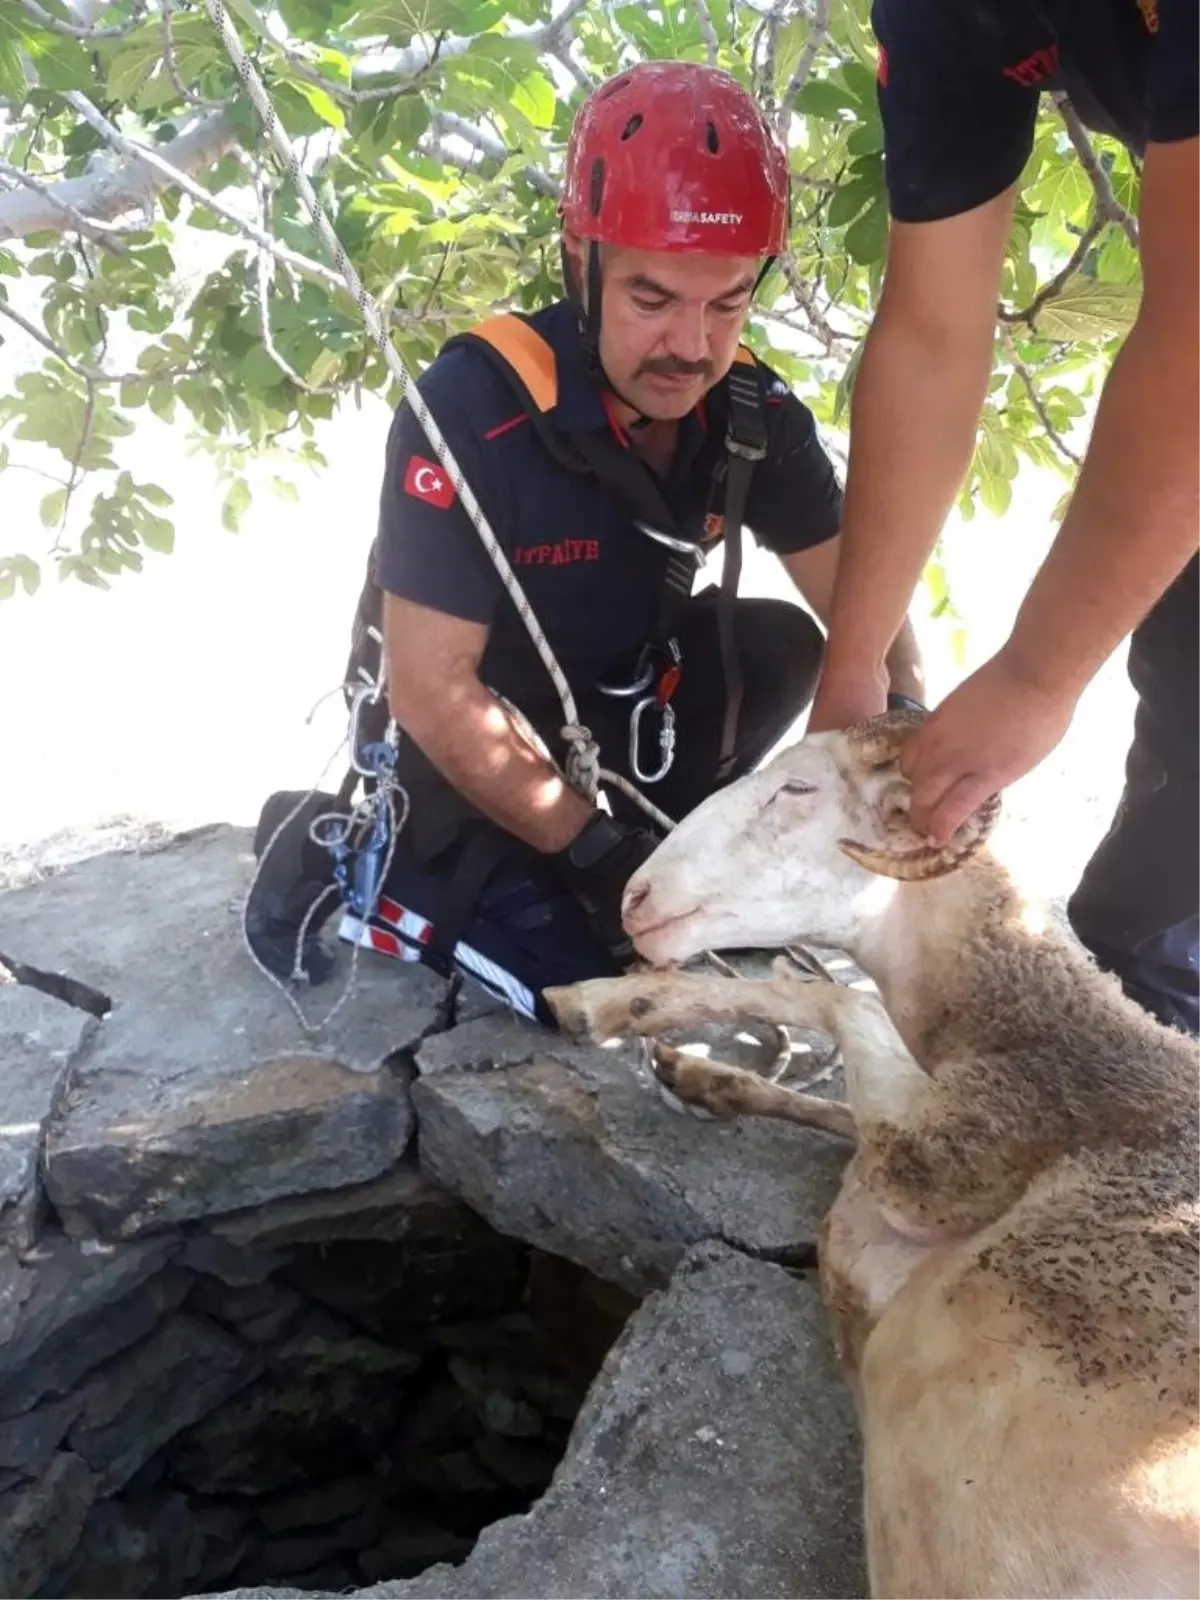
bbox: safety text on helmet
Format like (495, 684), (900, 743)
(669, 210), (744, 226)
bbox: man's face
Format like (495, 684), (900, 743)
(576, 241), (759, 421)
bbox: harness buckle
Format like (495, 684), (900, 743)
(725, 363), (769, 462)
(725, 436), (768, 463)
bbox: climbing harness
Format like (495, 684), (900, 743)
(204, 0), (839, 1071)
(441, 317), (773, 791)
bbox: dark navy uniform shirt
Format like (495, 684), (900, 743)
(872, 0), (1199, 223)
(373, 300), (843, 707)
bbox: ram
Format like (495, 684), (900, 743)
(547, 710), (1199, 1600)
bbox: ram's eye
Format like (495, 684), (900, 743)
(770, 781), (816, 804)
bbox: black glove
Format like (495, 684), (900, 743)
(554, 811), (661, 966)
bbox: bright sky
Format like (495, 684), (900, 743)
(0, 311), (1134, 904)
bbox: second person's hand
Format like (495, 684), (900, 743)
(898, 651), (1079, 845)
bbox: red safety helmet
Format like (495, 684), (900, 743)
(560, 61), (790, 259)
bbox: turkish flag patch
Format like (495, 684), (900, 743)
(403, 455), (455, 510)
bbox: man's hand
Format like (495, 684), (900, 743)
(898, 650), (1078, 844)
(554, 811), (662, 965)
(806, 669), (890, 734)
(780, 543), (926, 732)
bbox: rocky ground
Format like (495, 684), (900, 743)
(0, 823), (865, 1600)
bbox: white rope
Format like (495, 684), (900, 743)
(200, 0), (619, 804)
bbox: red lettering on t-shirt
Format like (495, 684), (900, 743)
(1002, 43), (1059, 88)
(511, 539), (602, 567)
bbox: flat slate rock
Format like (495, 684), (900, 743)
(191, 1242), (867, 1600)
(0, 980), (93, 1259)
(0, 1449), (95, 1599)
(0, 826), (446, 1238)
(0, 1248), (31, 1353)
(209, 1155), (479, 1252)
(68, 1309), (259, 1493)
(413, 1015), (851, 1295)
(0, 1392), (81, 1478)
(0, 1229), (179, 1414)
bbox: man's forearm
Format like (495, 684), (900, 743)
(823, 310), (994, 685)
(1002, 312), (1198, 696)
(884, 616), (926, 703)
(393, 677), (594, 854)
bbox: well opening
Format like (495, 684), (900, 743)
(17, 1208), (636, 1600)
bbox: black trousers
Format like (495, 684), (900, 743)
(371, 590), (824, 1013)
(393, 588), (824, 864)
(524, 586), (825, 828)
(1068, 554), (1198, 1034)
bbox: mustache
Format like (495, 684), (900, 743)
(635, 355), (712, 380)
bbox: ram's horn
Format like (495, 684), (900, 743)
(839, 791), (1001, 882)
(837, 709), (1000, 880)
(843, 707), (926, 769)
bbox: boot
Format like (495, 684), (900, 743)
(244, 789), (348, 985)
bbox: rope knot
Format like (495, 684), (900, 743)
(561, 723), (600, 801)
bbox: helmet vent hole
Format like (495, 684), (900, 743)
(590, 157), (605, 216)
(620, 113), (643, 140)
(706, 120), (720, 153)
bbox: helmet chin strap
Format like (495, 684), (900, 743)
(561, 237), (655, 429)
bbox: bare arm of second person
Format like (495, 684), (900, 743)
(383, 591), (594, 854)
(807, 186), (1018, 730)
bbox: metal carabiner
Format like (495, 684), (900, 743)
(596, 653), (655, 700)
(632, 520), (706, 560)
(630, 695), (676, 784)
(347, 680), (399, 778)
(346, 682), (374, 775)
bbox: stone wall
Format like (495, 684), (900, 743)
(0, 1173), (631, 1597)
(0, 824), (865, 1600)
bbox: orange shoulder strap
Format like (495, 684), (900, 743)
(459, 314), (558, 413)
